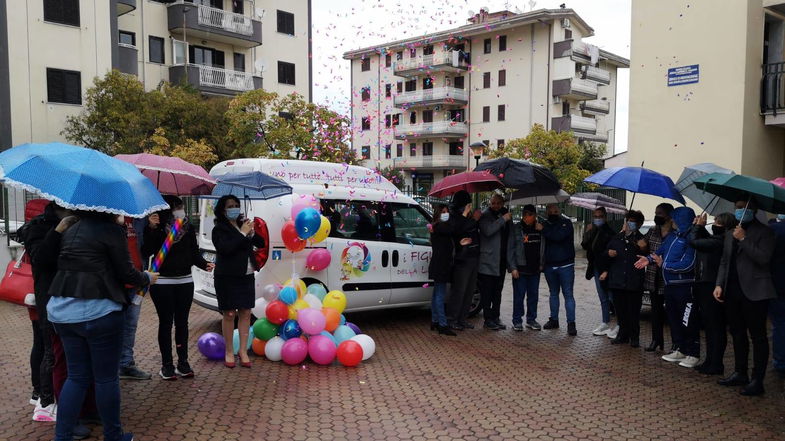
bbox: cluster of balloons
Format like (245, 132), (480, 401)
(198, 278), (377, 367)
(281, 194), (332, 272)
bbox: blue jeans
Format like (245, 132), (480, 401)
(120, 300), (141, 368)
(544, 265), (576, 323)
(53, 310), (125, 441)
(512, 273), (540, 325)
(593, 270), (612, 324)
(770, 296), (785, 371)
(431, 283), (448, 326)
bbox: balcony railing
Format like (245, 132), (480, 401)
(392, 155), (467, 170)
(581, 66), (611, 85)
(394, 87), (468, 108)
(167, 3), (262, 47)
(580, 99), (610, 115)
(762, 62), (785, 115)
(195, 64), (254, 91)
(553, 39), (593, 64)
(197, 4), (253, 36)
(393, 51), (469, 75)
(553, 77), (598, 100)
(552, 114), (598, 136)
(394, 121), (469, 139)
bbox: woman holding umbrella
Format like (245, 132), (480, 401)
(428, 204), (457, 336)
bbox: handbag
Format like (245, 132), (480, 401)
(0, 249), (35, 306)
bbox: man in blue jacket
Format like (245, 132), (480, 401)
(542, 204), (577, 336)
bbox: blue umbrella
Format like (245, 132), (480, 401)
(0, 143), (168, 217)
(584, 166), (685, 206)
(211, 171), (292, 200)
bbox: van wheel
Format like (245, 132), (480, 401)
(467, 289), (482, 318)
(300, 277), (327, 292)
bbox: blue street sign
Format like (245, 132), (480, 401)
(668, 65), (699, 87)
(272, 250), (282, 261)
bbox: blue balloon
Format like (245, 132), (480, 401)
(295, 208), (321, 239)
(320, 331), (338, 347)
(281, 319), (303, 341)
(339, 314), (346, 325)
(279, 286), (298, 305)
(232, 328), (253, 353)
(333, 325), (356, 344)
(306, 283), (328, 301)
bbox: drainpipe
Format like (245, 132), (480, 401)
(537, 19), (553, 130)
(140, 0), (146, 84)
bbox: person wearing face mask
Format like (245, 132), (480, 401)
(641, 203), (674, 352)
(581, 207), (616, 337)
(599, 210), (646, 347)
(507, 204), (545, 331)
(542, 204), (577, 336)
(427, 204), (456, 336)
(714, 198), (777, 396)
(478, 193), (513, 330)
(768, 212), (785, 379)
(143, 195), (214, 380)
(688, 212), (736, 376)
(446, 190), (481, 331)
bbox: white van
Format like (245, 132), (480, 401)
(193, 159), (437, 313)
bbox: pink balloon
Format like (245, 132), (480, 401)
(306, 248), (332, 271)
(308, 335), (337, 365)
(297, 308), (326, 335)
(291, 193), (320, 219)
(280, 338), (308, 365)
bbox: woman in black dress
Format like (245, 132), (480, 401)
(212, 195), (264, 368)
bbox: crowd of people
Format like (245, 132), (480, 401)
(429, 190), (785, 397)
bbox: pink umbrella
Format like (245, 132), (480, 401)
(428, 171), (503, 198)
(772, 177), (785, 189)
(115, 153), (216, 195)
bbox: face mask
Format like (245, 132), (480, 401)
(593, 219), (605, 227)
(225, 208), (241, 220)
(711, 225), (726, 236)
(173, 209), (186, 220)
(734, 208), (753, 223)
(627, 221), (638, 232)
(653, 215), (667, 226)
(439, 213), (450, 222)
(548, 214), (559, 223)
(777, 214), (785, 221)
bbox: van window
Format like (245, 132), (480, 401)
(323, 200), (381, 241)
(384, 203), (431, 246)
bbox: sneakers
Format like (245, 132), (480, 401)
(483, 321), (501, 330)
(73, 424), (91, 440)
(512, 323), (524, 332)
(606, 325), (619, 339)
(678, 356), (700, 368)
(176, 362), (195, 378)
(159, 365), (177, 381)
(29, 392), (40, 406)
(662, 350), (686, 362)
(119, 365), (152, 380)
(592, 323), (610, 336)
(543, 319), (559, 330)
(121, 434), (135, 441)
(525, 320), (542, 331)
(567, 322), (577, 336)
(32, 402), (56, 422)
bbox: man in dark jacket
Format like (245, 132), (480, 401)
(769, 214), (785, 378)
(542, 204), (577, 336)
(478, 194), (513, 330)
(581, 207), (616, 337)
(446, 190), (481, 330)
(507, 204), (544, 331)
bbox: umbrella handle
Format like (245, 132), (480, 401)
(629, 192), (637, 210)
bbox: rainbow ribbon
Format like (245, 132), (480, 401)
(152, 217), (184, 272)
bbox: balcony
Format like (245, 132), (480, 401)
(580, 66), (611, 85)
(169, 64), (262, 96)
(553, 77), (598, 100)
(167, 3), (262, 48)
(392, 155), (467, 170)
(117, 0), (136, 16)
(552, 114), (598, 138)
(394, 87), (468, 108)
(394, 121), (469, 139)
(117, 43), (138, 76)
(553, 39), (593, 65)
(761, 62), (785, 127)
(393, 51), (469, 77)
(580, 99), (610, 116)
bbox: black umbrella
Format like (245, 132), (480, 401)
(474, 157), (561, 193)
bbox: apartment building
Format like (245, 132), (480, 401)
(0, 0), (312, 150)
(343, 8), (629, 193)
(627, 0), (785, 215)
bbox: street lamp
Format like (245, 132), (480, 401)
(468, 141), (486, 207)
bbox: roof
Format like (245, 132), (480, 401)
(599, 50), (630, 68)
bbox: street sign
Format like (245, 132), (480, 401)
(668, 64), (699, 87)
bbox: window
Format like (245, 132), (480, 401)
(149, 36), (165, 63)
(483, 140), (489, 150)
(404, 79), (416, 92)
(497, 139), (505, 150)
(384, 145), (392, 159)
(562, 101), (570, 115)
(409, 111), (417, 124)
(361, 58), (370, 71)
(385, 84), (392, 98)
(422, 77), (433, 90)
(361, 87), (371, 102)
(422, 142), (433, 156)
(385, 54), (391, 68)
(422, 110), (433, 123)
(565, 29), (573, 40)
(277, 10), (295, 35)
(498, 69), (506, 86)
(409, 48), (416, 58)
(396, 51), (403, 61)
(385, 114), (392, 128)
(396, 82), (403, 93)
(46, 68), (81, 105)
(324, 200), (380, 241)
(454, 76), (465, 89)
(44, 0), (80, 27)
(361, 145), (370, 160)
(278, 61), (296, 85)
(499, 35), (507, 51)
(386, 203), (432, 246)
(361, 117), (371, 131)
(119, 31), (135, 47)
(392, 113), (401, 126)
(232, 0), (243, 14)
(190, 0), (222, 8)
(483, 38), (492, 54)
(498, 105), (506, 121)
(449, 109), (464, 122)
(190, 45), (225, 67)
(483, 72), (491, 88)
(482, 106), (490, 122)
(409, 143), (417, 156)
(423, 45), (434, 55)
(449, 141), (463, 155)
(233, 53), (245, 72)
(396, 144), (403, 157)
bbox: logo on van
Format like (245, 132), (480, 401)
(340, 242), (371, 280)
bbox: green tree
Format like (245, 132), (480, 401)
(578, 142), (608, 175)
(141, 127), (218, 168)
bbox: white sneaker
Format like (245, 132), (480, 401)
(661, 351), (686, 362)
(24, 293), (36, 306)
(32, 402), (56, 422)
(606, 325), (619, 339)
(592, 323), (610, 336)
(678, 356), (700, 368)
(29, 397), (39, 406)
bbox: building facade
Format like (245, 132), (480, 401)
(0, 0), (312, 149)
(627, 0), (785, 215)
(343, 8), (629, 193)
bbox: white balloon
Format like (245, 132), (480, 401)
(264, 336), (285, 362)
(251, 298), (268, 318)
(350, 334), (376, 361)
(302, 293), (322, 309)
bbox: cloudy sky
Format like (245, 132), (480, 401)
(310, 0), (631, 154)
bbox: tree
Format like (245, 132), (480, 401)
(578, 142), (607, 175)
(141, 127), (218, 168)
(375, 166), (405, 189)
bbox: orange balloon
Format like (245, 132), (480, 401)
(251, 338), (266, 356)
(322, 307), (340, 332)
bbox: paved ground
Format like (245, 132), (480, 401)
(1, 258), (783, 441)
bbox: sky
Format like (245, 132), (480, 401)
(310, 0), (631, 154)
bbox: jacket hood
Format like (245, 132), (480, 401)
(672, 207), (695, 234)
(450, 190), (471, 211)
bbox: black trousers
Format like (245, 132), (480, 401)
(150, 282), (194, 367)
(479, 272), (506, 322)
(725, 283), (769, 380)
(649, 292), (666, 346)
(695, 282), (726, 370)
(35, 314), (55, 407)
(447, 259), (478, 325)
(30, 319), (43, 398)
(614, 289), (642, 342)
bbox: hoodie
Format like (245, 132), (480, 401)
(650, 206), (695, 286)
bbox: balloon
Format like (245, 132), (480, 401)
(252, 318), (279, 341)
(283, 278), (307, 297)
(288, 305), (298, 320)
(197, 332), (225, 360)
(310, 216), (331, 243)
(281, 319), (303, 341)
(251, 338), (266, 356)
(265, 300), (289, 325)
(306, 248), (332, 271)
(308, 335), (337, 365)
(261, 284), (280, 302)
(281, 338), (308, 365)
(291, 193), (320, 219)
(279, 286), (298, 305)
(306, 283), (328, 300)
(322, 307), (341, 332)
(302, 293), (322, 309)
(281, 220), (306, 252)
(295, 208), (322, 239)
(346, 322), (361, 335)
(333, 325), (356, 344)
(337, 340), (363, 367)
(320, 331), (338, 346)
(264, 336), (285, 361)
(350, 334), (376, 360)
(232, 328), (253, 353)
(323, 290), (347, 314)
(251, 298), (268, 319)
(298, 308), (326, 335)
(339, 314), (346, 326)
(293, 298), (309, 311)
